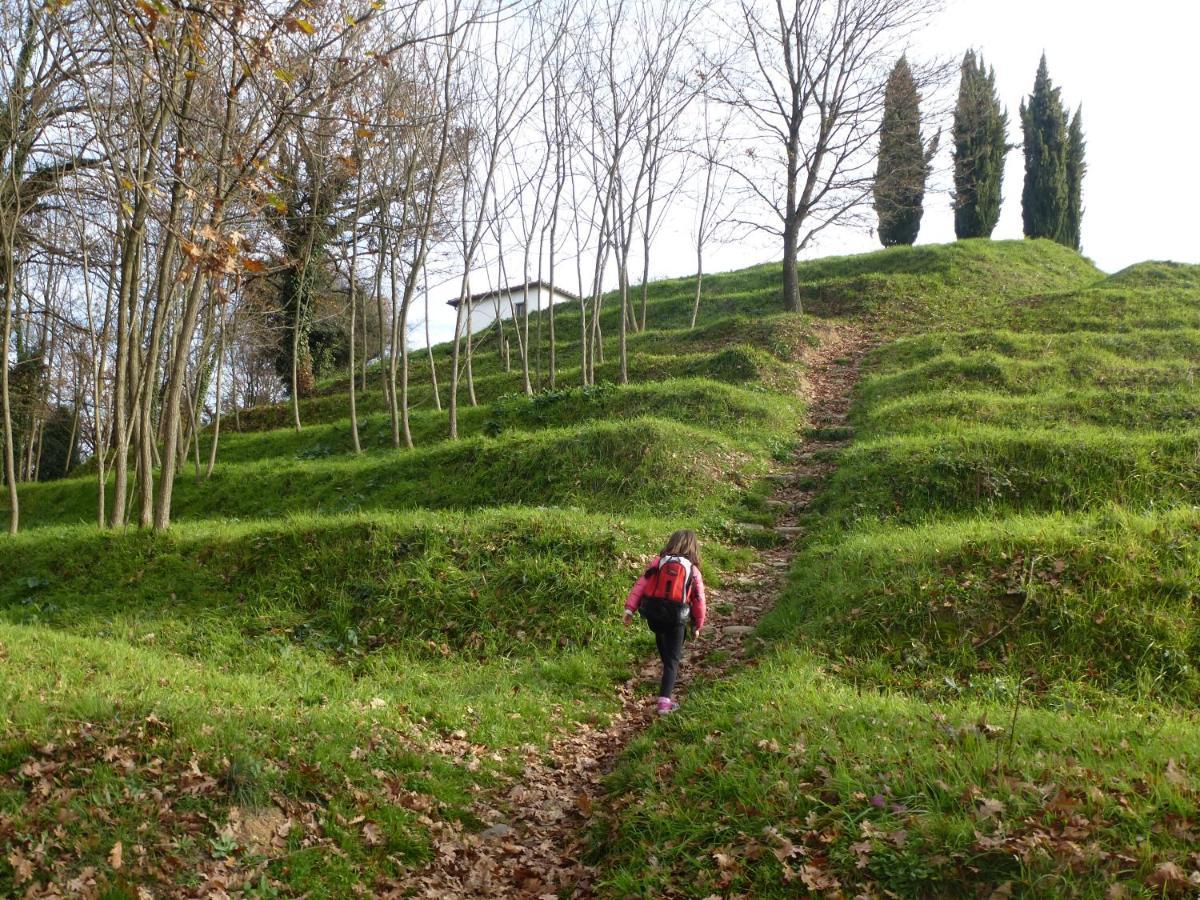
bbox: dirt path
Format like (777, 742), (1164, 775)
(391, 323), (872, 898)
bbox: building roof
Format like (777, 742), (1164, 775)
(446, 279), (581, 308)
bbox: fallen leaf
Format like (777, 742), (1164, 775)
(1165, 758), (1189, 788)
(976, 797), (1005, 820)
(712, 850), (735, 870)
(109, 840), (123, 870)
(1146, 861), (1195, 893)
(6, 849), (33, 883)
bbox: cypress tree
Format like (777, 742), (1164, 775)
(1064, 106), (1086, 251)
(874, 56), (937, 246)
(1020, 55), (1070, 242)
(952, 50), (1008, 239)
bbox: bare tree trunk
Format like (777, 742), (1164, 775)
(617, 261), (628, 385)
(153, 269), (206, 530)
(782, 216), (801, 313)
(465, 299), (477, 406)
(392, 253), (412, 448)
(205, 315), (226, 479)
(424, 269), (441, 411)
(348, 286), (361, 453)
(691, 247), (704, 329)
(448, 297), (466, 438)
(290, 293), (303, 432)
(64, 381), (81, 478)
(347, 158), (364, 454)
(374, 223), (397, 446)
(0, 257), (17, 534)
(638, 237), (653, 331)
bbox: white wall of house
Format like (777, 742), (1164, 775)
(457, 285), (576, 335)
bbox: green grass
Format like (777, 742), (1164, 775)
(17, 418), (759, 529)
(597, 650), (1200, 897)
(0, 253), (815, 893)
(593, 244), (1200, 896)
(7, 237), (1170, 896)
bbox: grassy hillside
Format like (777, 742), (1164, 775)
(0, 247), (822, 895)
(596, 252), (1200, 896)
(11, 236), (1183, 896)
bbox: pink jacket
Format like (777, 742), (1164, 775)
(625, 555), (707, 631)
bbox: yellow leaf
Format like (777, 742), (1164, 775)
(294, 17), (315, 34)
(273, 67), (293, 84)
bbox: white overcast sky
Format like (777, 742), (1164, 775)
(417, 0), (1198, 343)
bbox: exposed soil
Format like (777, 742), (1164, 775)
(390, 323), (873, 898)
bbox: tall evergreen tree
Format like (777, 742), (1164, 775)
(1020, 54), (1070, 242)
(874, 56), (937, 246)
(1064, 106), (1086, 251)
(952, 50), (1008, 239)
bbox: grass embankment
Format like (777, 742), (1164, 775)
(0, 256), (807, 894)
(597, 254), (1200, 895)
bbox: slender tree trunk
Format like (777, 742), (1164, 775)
(691, 245), (704, 329)
(373, 225), (397, 445)
(0, 257), (17, 534)
(385, 238), (402, 449)
(465, 300), (477, 406)
(448, 296), (466, 439)
(782, 215), (801, 313)
(424, 271), (441, 411)
(153, 266), (207, 530)
(347, 164), (363, 454)
(348, 287), (361, 453)
(617, 262), (629, 385)
(187, 384), (202, 483)
(64, 385), (80, 478)
(638, 239), (652, 331)
(205, 317), (226, 479)
(290, 294), (303, 431)
(393, 253), (412, 448)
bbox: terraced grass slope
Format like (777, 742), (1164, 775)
(2, 252), (826, 895)
(0, 238), (1147, 896)
(597, 256), (1200, 896)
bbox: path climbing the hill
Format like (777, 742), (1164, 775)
(391, 323), (873, 898)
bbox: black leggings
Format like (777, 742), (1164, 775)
(652, 621), (687, 698)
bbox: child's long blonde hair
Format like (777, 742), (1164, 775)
(660, 529), (700, 567)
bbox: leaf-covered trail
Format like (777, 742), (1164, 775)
(392, 323), (873, 898)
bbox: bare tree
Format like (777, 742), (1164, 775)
(724, 0), (943, 311)
(690, 93), (738, 328)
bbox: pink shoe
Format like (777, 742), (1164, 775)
(656, 697), (679, 715)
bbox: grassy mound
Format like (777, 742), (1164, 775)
(1010, 263), (1200, 333)
(597, 649), (1200, 897)
(766, 507), (1200, 702)
(594, 241), (1200, 896)
(814, 427), (1200, 526)
(0, 508), (728, 663)
(16, 418), (756, 529)
(792, 238), (1100, 328)
(217, 379), (796, 465)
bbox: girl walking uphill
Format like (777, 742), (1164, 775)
(623, 529), (707, 714)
